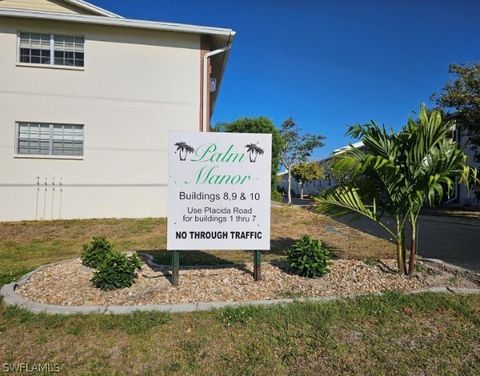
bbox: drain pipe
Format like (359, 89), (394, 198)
(202, 37), (234, 132)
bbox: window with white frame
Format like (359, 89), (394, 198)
(19, 33), (84, 67)
(17, 122), (84, 157)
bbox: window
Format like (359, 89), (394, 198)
(19, 33), (51, 64)
(19, 33), (84, 67)
(17, 122), (84, 157)
(54, 35), (84, 67)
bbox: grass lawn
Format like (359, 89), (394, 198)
(1, 292), (479, 375)
(1, 206), (478, 374)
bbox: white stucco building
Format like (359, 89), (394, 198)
(0, 0), (235, 221)
(279, 137), (479, 207)
(454, 127), (479, 207)
(277, 142), (364, 198)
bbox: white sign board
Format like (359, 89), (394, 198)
(167, 132), (272, 250)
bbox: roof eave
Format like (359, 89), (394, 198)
(0, 8), (234, 37)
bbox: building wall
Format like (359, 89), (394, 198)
(277, 172), (333, 197)
(0, 17), (202, 220)
(0, 0), (92, 15)
(457, 129), (479, 207)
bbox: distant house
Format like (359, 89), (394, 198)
(279, 136), (479, 208)
(0, 0), (235, 220)
(453, 127), (479, 207)
(277, 142), (364, 197)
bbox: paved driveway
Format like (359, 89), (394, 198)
(332, 214), (480, 272)
(283, 197), (480, 272)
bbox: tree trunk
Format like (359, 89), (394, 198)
(408, 221), (417, 275)
(300, 183), (304, 199)
(401, 227), (407, 275)
(395, 216), (406, 274)
(287, 169), (292, 204)
(396, 239), (404, 275)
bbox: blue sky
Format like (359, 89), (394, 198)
(94, 0), (480, 159)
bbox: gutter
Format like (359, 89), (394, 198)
(202, 31), (236, 132)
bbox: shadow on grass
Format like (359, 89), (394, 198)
(270, 237), (294, 254)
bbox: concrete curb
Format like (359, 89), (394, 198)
(2, 261), (480, 315)
(419, 257), (480, 283)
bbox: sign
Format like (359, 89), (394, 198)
(167, 132), (272, 250)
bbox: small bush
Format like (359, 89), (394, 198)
(287, 235), (331, 278)
(271, 189), (283, 203)
(81, 237), (114, 268)
(91, 252), (143, 291)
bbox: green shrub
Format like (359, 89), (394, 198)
(271, 189), (283, 203)
(287, 235), (331, 278)
(81, 237), (114, 268)
(91, 252), (143, 291)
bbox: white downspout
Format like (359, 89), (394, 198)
(202, 42), (233, 132)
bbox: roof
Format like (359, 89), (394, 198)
(60, 0), (123, 18)
(333, 141), (365, 156)
(0, 8), (234, 39)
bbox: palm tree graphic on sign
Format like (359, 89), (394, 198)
(245, 143), (264, 163)
(174, 141), (195, 161)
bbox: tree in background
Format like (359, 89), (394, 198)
(434, 63), (480, 199)
(434, 63), (480, 153)
(280, 118), (325, 204)
(214, 117), (283, 190)
(290, 162), (325, 199)
(315, 106), (477, 275)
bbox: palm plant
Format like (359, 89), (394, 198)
(315, 106), (477, 274)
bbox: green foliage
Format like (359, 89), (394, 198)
(290, 161), (325, 184)
(291, 161), (325, 197)
(287, 235), (331, 278)
(91, 252), (143, 291)
(271, 188), (283, 202)
(434, 63), (480, 158)
(315, 105), (478, 274)
(81, 237), (114, 269)
(434, 62), (480, 199)
(280, 118), (325, 169)
(214, 117), (283, 188)
(280, 118), (325, 203)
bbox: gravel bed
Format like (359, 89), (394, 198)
(16, 257), (470, 307)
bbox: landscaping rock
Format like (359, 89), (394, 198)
(16, 258), (478, 307)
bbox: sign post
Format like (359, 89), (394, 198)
(253, 250), (262, 281)
(167, 132), (272, 285)
(172, 250), (179, 287)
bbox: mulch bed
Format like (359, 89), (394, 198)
(16, 257), (478, 306)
